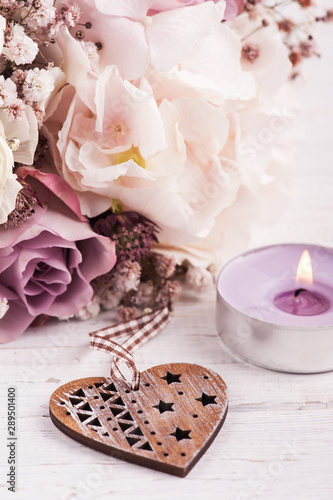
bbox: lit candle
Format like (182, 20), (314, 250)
(216, 244), (333, 373)
(273, 250), (330, 316)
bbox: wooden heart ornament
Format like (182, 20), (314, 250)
(49, 363), (228, 477)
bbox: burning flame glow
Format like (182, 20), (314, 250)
(295, 250), (313, 286)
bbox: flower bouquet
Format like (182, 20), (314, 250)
(0, 0), (331, 342)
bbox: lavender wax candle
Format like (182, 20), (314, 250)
(273, 250), (331, 316)
(216, 244), (333, 373)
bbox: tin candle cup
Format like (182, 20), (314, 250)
(216, 244), (333, 373)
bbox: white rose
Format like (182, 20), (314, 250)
(0, 128), (21, 224)
(0, 105), (39, 224)
(0, 297), (9, 319)
(0, 106), (38, 166)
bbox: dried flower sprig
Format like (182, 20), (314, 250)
(243, 0), (333, 77)
(82, 208), (185, 320)
(91, 210), (159, 264)
(3, 177), (41, 228)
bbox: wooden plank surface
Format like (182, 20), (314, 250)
(0, 25), (333, 500)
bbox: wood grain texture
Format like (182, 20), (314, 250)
(49, 364), (228, 477)
(0, 24), (333, 500)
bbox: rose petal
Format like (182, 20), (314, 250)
(18, 167), (87, 221)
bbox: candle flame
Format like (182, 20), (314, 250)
(295, 250), (313, 286)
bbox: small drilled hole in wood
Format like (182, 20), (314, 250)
(193, 414), (198, 418)
(100, 406), (105, 410)
(113, 427), (118, 431)
(103, 432), (109, 437)
(144, 383), (150, 387)
(144, 421), (149, 424)
(150, 431), (156, 435)
(107, 417), (112, 421)
(60, 401), (65, 405)
(88, 386), (93, 389)
(181, 453), (186, 457)
(66, 411), (70, 415)
(164, 453), (169, 457)
(178, 391), (184, 395)
(93, 395), (99, 400)
(131, 400), (136, 404)
(203, 375), (209, 380)
(125, 389), (130, 393)
(157, 442), (162, 446)
(137, 410), (143, 414)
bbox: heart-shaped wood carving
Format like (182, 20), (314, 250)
(49, 363), (228, 477)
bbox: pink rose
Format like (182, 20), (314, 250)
(0, 169), (116, 343)
(151, 0), (245, 20)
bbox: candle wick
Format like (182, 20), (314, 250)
(294, 288), (307, 298)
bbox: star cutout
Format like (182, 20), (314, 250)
(170, 427), (192, 441)
(161, 371), (181, 385)
(196, 392), (217, 407)
(153, 400), (174, 414)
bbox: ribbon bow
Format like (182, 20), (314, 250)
(89, 306), (171, 390)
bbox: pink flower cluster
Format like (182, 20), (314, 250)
(0, 0), (331, 343)
(0, 1), (82, 124)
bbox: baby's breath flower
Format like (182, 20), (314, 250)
(155, 281), (182, 307)
(59, 1), (81, 27)
(31, 102), (44, 124)
(22, 67), (55, 104)
(21, 0), (56, 30)
(74, 296), (101, 320)
(154, 254), (176, 279)
(0, 75), (17, 107)
(241, 43), (260, 63)
(3, 24), (38, 65)
(117, 305), (138, 322)
(5, 98), (25, 120)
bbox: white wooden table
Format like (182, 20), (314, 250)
(1, 26), (333, 500)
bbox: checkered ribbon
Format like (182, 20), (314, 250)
(89, 306), (172, 390)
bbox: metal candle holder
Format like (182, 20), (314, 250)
(216, 244), (333, 374)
